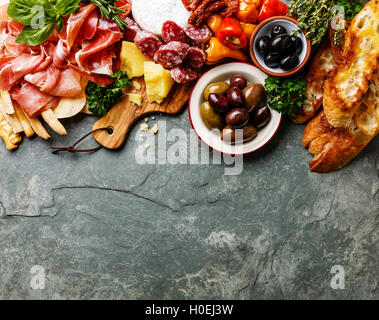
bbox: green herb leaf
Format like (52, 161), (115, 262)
(8, 0), (55, 25)
(335, 0), (364, 20)
(86, 71), (132, 117)
(265, 76), (307, 119)
(15, 21), (56, 46)
(55, 0), (80, 17)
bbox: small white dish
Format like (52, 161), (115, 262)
(189, 62), (282, 155)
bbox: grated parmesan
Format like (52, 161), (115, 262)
(132, 0), (190, 36)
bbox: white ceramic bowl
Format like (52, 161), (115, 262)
(189, 62), (282, 155)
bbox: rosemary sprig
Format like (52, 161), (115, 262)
(90, 0), (128, 30)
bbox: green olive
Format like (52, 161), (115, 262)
(204, 82), (230, 100)
(200, 102), (225, 130)
(221, 124), (257, 145)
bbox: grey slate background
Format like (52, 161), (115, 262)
(0, 110), (378, 300)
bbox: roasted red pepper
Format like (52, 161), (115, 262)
(257, 0), (289, 23)
(217, 17), (248, 50)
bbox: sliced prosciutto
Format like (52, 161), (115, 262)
(49, 68), (82, 97)
(24, 64), (61, 93)
(0, 51), (44, 90)
(75, 28), (122, 75)
(66, 3), (97, 49)
(10, 82), (57, 118)
(53, 39), (70, 67)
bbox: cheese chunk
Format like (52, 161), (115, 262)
(144, 62), (174, 104)
(127, 93), (142, 107)
(120, 42), (149, 79)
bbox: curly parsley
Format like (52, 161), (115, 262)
(86, 71), (132, 117)
(265, 76), (307, 119)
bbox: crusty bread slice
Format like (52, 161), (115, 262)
(323, 0), (379, 129)
(303, 74), (378, 173)
(293, 40), (335, 124)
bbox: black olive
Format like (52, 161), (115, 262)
(279, 54), (300, 70)
(264, 54), (279, 68)
(255, 36), (271, 55)
(271, 25), (287, 38)
(290, 36), (303, 55)
(281, 35), (297, 54)
(268, 35), (285, 56)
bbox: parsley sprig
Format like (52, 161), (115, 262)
(86, 71), (132, 117)
(265, 76), (307, 119)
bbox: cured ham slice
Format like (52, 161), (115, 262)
(24, 64), (61, 93)
(53, 39), (69, 67)
(10, 82), (57, 118)
(0, 4), (9, 30)
(0, 51), (44, 90)
(75, 28), (122, 75)
(75, 9), (98, 44)
(66, 3), (97, 49)
(49, 68), (82, 97)
(69, 64), (114, 85)
(3, 34), (27, 56)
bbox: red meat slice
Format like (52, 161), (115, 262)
(10, 81), (57, 118)
(0, 51), (44, 90)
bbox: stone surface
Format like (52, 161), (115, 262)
(0, 111), (378, 300)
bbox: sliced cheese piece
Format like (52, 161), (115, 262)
(53, 95), (87, 119)
(120, 42), (149, 79)
(127, 93), (142, 107)
(144, 61), (174, 104)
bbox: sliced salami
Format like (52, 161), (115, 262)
(184, 24), (212, 44)
(162, 21), (186, 43)
(123, 17), (141, 42)
(154, 41), (189, 69)
(171, 65), (198, 84)
(134, 30), (163, 60)
(184, 47), (206, 69)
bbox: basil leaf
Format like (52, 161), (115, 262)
(8, 0), (55, 26)
(15, 21), (55, 46)
(55, 0), (81, 17)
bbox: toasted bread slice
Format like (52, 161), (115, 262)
(293, 40), (335, 124)
(323, 0), (379, 129)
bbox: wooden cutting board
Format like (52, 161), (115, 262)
(92, 77), (194, 149)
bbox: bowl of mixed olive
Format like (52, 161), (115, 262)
(189, 62), (282, 155)
(249, 16), (311, 77)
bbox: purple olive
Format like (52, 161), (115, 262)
(251, 106), (271, 129)
(230, 75), (247, 89)
(208, 93), (229, 113)
(226, 108), (249, 128)
(227, 86), (244, 107)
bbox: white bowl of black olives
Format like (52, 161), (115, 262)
(250, 16), (311, 77)
(189, 62), (282, 155)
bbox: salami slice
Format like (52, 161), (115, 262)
(134, 30), (163, 60)
(171, 65), (198, 84)
(154, 41), (189, 69)
(184, 47), (206, 69)
(184, 24), (212, 44)
(124, 17), (141, 42)
(162, 21), (186, 43)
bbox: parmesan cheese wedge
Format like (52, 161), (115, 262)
(144, 62), (174, 104)
(120, 42), (149, 79)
